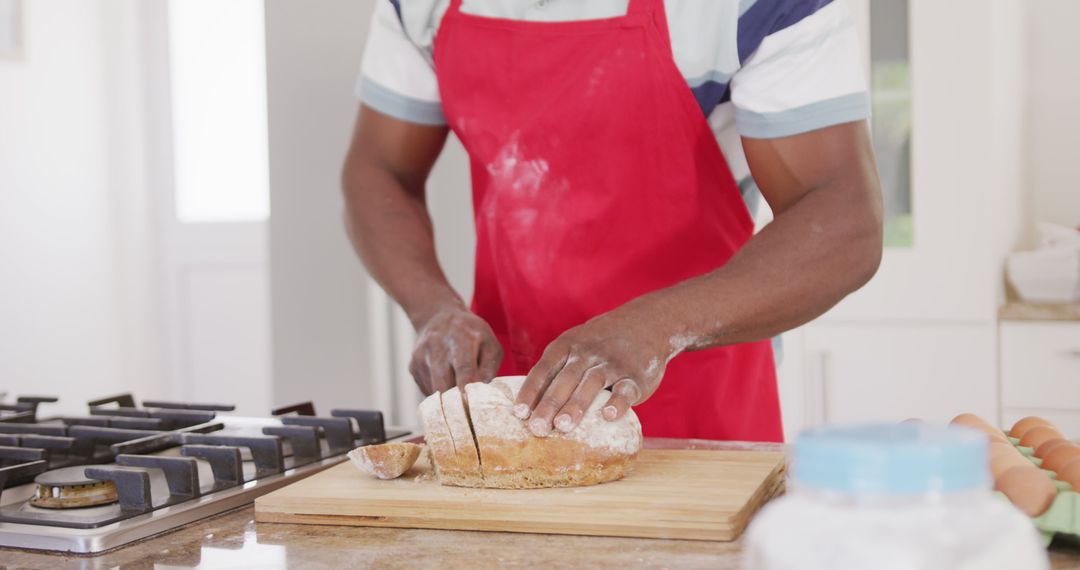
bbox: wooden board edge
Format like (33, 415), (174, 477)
(253, 448), (786, 542)
(253, 510), (737, 542)
(728, 456), (787, 538)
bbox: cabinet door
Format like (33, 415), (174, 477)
(1001, 322), (1080, 411)
(793, 323), (998, 430)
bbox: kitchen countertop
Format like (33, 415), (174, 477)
(3, 439), (1080, 569)
(999, 300), (1080, 321)
(3, 506), (1080, 569)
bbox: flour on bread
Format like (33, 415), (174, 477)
(492, 376), (642, 455)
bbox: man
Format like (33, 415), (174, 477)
(343, 0), (882, 443)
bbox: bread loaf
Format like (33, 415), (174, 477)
(347, 442), (423, 480)
(417, 387), (480, 486)
(419, 375), (642, 489)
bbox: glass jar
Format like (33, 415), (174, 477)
(744, 423), (1048, 570)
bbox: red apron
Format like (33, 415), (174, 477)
(434, 0), (783, 442)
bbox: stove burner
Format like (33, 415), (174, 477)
(0, 392), (406, 553)
(30, 467), (118, 509)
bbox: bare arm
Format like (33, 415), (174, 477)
(514, 121), (883, 436)
(342, 105), (503, 394)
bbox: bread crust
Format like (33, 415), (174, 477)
(347, 442), (423, 480)
(420, 375), (642, 489)
(441, 386), (485, 485)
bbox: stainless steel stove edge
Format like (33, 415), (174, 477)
(0, 454), (350, 554)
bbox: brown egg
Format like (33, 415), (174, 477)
(1035, 438), (1071, 459)
(1057, 457), (1080, 489)
(991, 450), (1036, 479)
(989, 441), (1019, 459)
(951, 413), (1008, 442)
(1042, 443), (1080, 474)
(1019, 425), (1063, 449)
(995, 465), (1058, 517)
(1009, 416), (1056, 439)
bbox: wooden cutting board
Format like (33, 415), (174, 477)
(254, 448), (785, 541)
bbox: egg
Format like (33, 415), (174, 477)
(995, 465), (1057, 517)
(989, 441), (1018, 459)
(1018, 425), (1063, 449)
(951, 413), (1008, 442)
(991, 449), (1036, 478)
(1041, 443), (1080, 474)
(1057, 457), (1080, 489)
(1009, 416), (1056, 439)
(1035, 438), (1071, 459)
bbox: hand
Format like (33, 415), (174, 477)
(409, 306), (503, 395)
(513, 302), (682, 437)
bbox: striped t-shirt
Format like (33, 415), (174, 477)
(357, 0), (869, 212)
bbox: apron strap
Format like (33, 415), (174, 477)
(627, 0), (672, 46)
(448, 0), (464, 13)
(626, 0), (657, 15)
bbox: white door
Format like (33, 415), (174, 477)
(825, 0), (1026, 323)
(777, 0), (1026, 436)
(143, 0), (273, 415)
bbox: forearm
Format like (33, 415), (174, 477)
(342, 107), (503, 392)
(515, 122), (882, 428)
(342, 141), (461, 328)
(638, 181), (882, 353)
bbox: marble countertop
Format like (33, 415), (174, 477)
(1000, 300), (1080, 321)
(3, 439), (1080, 569)
(3, 506), (1080, 569)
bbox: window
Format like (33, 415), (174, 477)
(168, 0), (270, 223)
(870, 0), (912, 248)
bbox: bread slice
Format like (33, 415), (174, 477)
(464, 376), (642, 489)
(417, 392), (454, 483)
(440, 386), (484, 487)
(418, 390), (483, 487)
(347, 442), (423, 480)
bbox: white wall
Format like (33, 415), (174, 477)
(0, 0), (162, 416)
(265, 0), (376, 416)
(1027, 0), (1080, 231)
(265, 1), (474, 424)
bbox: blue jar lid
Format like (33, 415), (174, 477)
(792, 423), (990, 495)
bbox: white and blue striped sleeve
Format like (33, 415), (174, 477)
(356, 1), (445, 126)
(730, 0), (868, 139)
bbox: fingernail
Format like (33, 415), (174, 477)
(602, 406), (617, 421)
(512, 403), (530, 419)
(528, 418), (550, 437)
(554, 414), (574, 433)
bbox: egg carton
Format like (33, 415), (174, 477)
(1003, 435), (1080, 546)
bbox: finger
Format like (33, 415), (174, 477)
(513, 347), (569, 420)
(425, 352), (455, 393)
(527, 357), (589, 437)
(602, 378), (643, 421)
(477, 339), (503, 383)
(450, 339), (481, 391)
(409, 355), (433, 395)
(553, 365), (612, 433)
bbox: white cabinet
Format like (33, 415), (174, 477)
(1000, 321), (1080, 438)
(796, 324), (997, 426)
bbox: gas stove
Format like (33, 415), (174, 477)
(0, 393), (410, 554)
